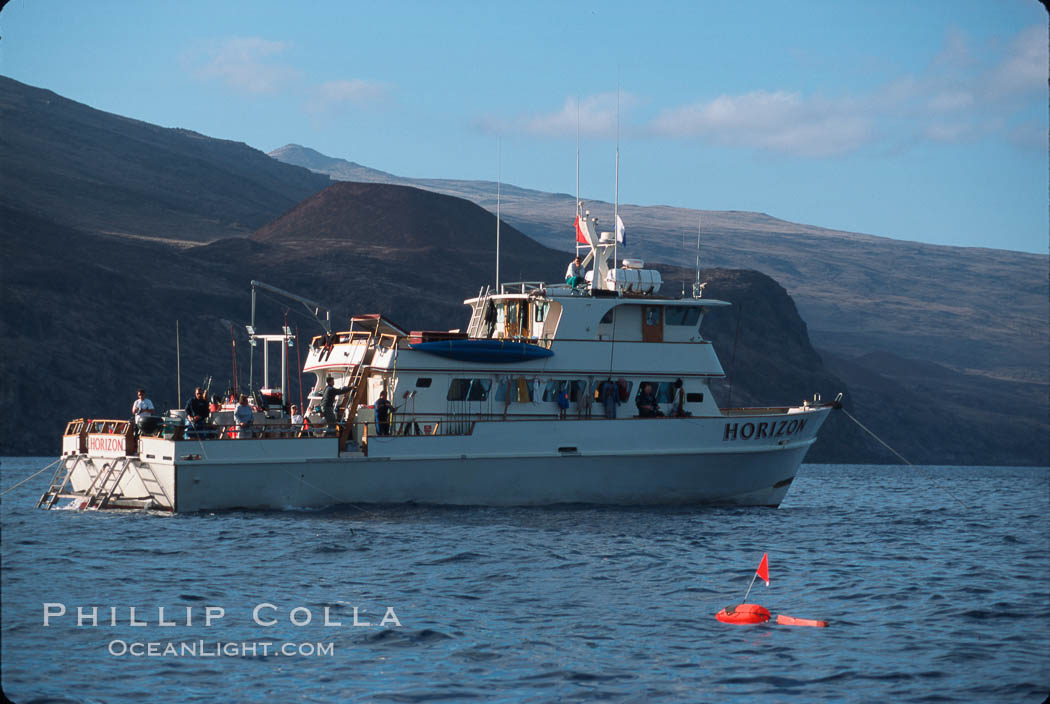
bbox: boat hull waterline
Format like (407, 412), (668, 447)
(59, 408), (831, 511)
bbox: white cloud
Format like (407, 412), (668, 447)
(986, 24), (1047, 97)
(647, 24), (1046, 156)
(196, 37), (296, 94)
(477, 93), (637, 138)
(470, 25), (1042, 158)
(649, 91), (873, 158)
(306, 79), (391, 114)
(926, 90), (975, 112)
(932, 26), (975, 68)
(925, 123), (973, 142)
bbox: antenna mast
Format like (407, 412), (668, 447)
(613, 84), (620, 275)
(693, 214), (703, 299)
(575, 99), (581, 258)
(496, 138), (501, 291)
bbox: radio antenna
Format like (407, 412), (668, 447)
(613, 82), (620, 275)
(693, 214), (703, 299)
(496, 137), (501, 291)
(575, 97), (581, 258)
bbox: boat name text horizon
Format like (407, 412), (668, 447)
(723, 418), (808, 442)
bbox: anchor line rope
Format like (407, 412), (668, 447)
(1, 458), (62, 497)
(279, 468), (377, 518)
(839, 407), (968, 510)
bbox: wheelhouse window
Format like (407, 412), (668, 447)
(665, 307), (701, 326)
(447, 378), (492, 401)
(415, 378), (433, 388)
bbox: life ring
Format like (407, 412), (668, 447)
(715, 603), (770, 625)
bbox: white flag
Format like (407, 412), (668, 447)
(615, 214), (626, 246)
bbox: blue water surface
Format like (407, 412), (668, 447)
(2, 458), (1048, 703)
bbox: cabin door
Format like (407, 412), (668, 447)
(642, 306), (663, 343)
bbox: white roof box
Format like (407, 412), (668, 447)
(621, 258), (645, 269)
(607, 268), (662, 294)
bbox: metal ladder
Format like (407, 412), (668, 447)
(38, 455), (173, 511)
(337, 341), (379, 451)
(37, 455), (84, 509)
(135, 463), (174, 511)
(466, 286), (491, 338)
(85, 456), (134, 510)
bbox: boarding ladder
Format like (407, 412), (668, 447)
(39, 455), (174, 511)
(134, 463), (174, 511)
(466, 286), (492, 338)
(37, 454), (85, 509)
(337, 332), (387, 451)
(83, 456), (134, 510)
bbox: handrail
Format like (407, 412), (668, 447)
(78, 419), (131, 435)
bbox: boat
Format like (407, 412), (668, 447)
(39, 210), (837, 512)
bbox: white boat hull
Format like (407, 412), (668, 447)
(63, 408), (831, 511)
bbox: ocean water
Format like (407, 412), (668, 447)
(1, 458), (1047, 703)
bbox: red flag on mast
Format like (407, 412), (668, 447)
(756, 553), (769, 586)
(574, 215), (588, 245)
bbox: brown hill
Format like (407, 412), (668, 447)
(254, 181), (538, 253)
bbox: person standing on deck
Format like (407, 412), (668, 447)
(234, 394), (254, 438)
(132, 389), (155, 433)
(321, 376), (352, 433)
(374, 391), (393, 436)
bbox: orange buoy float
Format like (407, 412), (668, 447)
(715, 603), (771, 625)
(776, 614), (829, 628)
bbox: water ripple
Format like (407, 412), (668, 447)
(1, 461), (1047, 703)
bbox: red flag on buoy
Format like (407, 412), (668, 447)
(756, 553), (769, 586)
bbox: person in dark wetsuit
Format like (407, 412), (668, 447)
(374, 391), (393, 436)
(320, 376), (352, 433)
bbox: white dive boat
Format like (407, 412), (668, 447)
(41, 212), (837, 512)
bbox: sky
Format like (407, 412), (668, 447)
(1, 0), (1047, 253)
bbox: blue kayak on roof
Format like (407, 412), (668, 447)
(409, 339), (554, 363)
